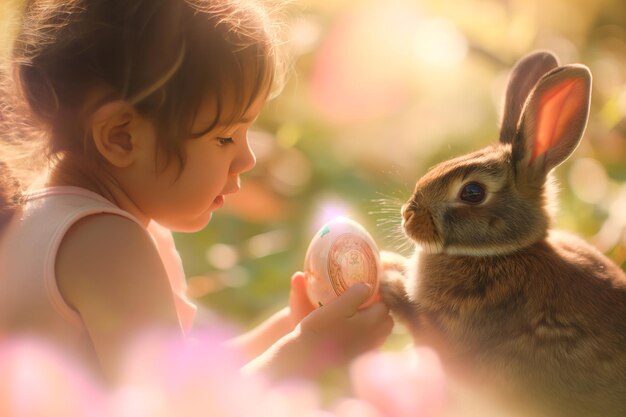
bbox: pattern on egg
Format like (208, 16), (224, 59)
(328, 233), (378, 295)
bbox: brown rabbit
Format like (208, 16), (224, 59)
(381, 51), (626, 417)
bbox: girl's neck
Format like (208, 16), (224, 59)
(46, 155), (150, 227)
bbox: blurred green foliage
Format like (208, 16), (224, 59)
(1, 0), (625, 331)
(180, 0), (626, 328)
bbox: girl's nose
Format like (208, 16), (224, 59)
(231, 140), (256, 175)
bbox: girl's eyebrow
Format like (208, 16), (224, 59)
(190, 115), (258, 138)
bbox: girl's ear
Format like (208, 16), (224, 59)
(499, 51), (559, 144)
(512, 65), (592, 185)
(90, 101), (140, 168)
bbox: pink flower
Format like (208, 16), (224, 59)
(0, 337), (105, 417)
(349, 347), (446, 417)
(111, 328), (327, 417)
(0, 328), (448, 417)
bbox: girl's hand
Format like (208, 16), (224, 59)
(243, 277), (394, 381)
(297, 283), (394, 366)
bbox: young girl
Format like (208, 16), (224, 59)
(0, 0), (393, 383)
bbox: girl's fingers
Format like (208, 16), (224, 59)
(329, 283), (373, 316)
(289, 271), (315, 323)
(289, 272), (309, 304)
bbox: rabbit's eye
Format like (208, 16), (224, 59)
(459, 182), (486, 204)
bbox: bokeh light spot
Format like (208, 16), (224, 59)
(413, 18), (467, 69)
(205, 244), (239, 270)
(568, 158), (609, 204)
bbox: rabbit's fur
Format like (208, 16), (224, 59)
(381, 51), (626, 417)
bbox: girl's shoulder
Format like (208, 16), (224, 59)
(55, 212), (168, 306)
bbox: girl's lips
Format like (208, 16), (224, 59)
(213, 195), (225, 209)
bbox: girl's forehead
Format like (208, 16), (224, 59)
(192, 86), (268, 132)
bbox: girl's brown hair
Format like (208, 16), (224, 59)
(0, 0), (289, 226)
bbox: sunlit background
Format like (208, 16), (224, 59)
(0, 0), (625, 414)
(1, 0), (625, 361)
(170, 0), (626, 329)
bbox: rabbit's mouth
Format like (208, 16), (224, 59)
(402, 202), (443, 254)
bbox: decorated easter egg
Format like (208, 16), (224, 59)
(303, 217), (380, 308)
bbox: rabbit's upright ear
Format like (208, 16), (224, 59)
(499, 51), (559, 144)
(512, 65), (592, 184)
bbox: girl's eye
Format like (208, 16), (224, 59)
(217, 137), (234, 146)
(459, 182), (486, 204)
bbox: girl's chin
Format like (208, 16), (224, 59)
(165, 212), (213, 233)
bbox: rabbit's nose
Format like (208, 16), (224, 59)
(401, 202), (416, 224)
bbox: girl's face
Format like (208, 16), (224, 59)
(125, 90), (264, 232)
